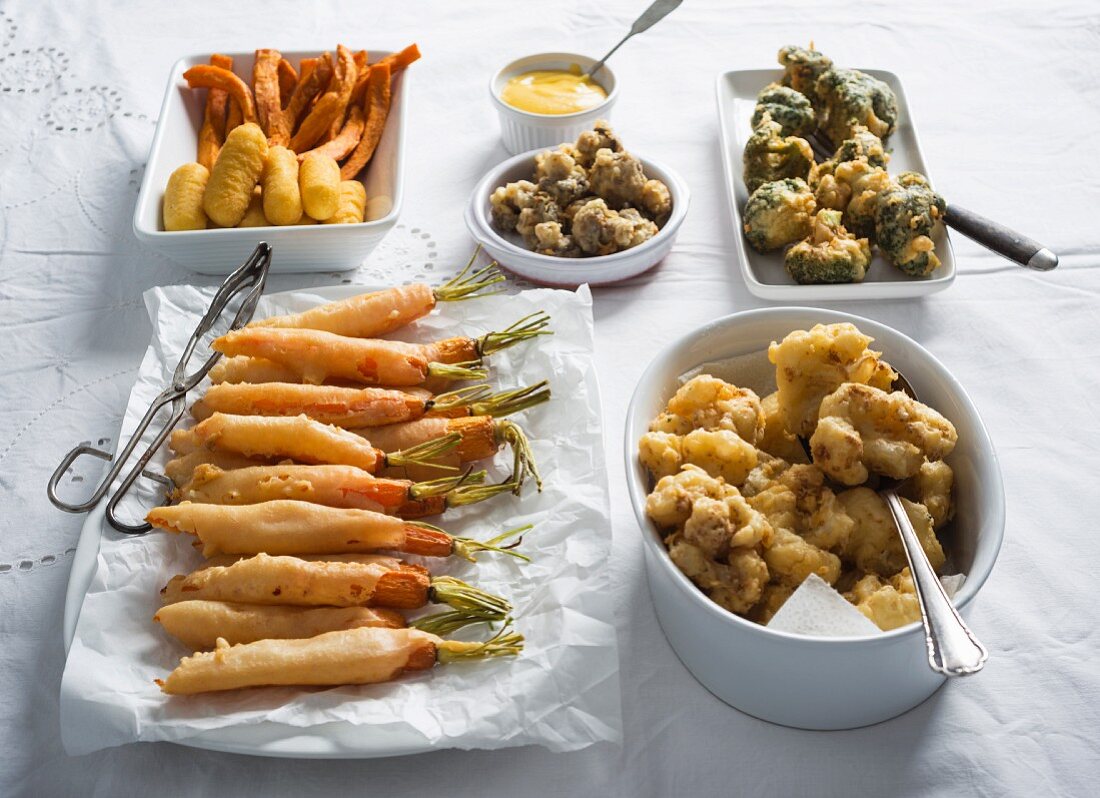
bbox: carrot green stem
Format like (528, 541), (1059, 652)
(385, 433), (462, 470)
(496, 420), (543, 493)
(477, 311), (553, 357)
(451, 524), (532, 563)
(428, 576), (511, 620)
(445, 476), (521, 508)
(410, 610), (494, 636)
(433, 246), (507, 302)
(426, 360), (489, 381)
(468, 380), (551, 418)
(409, 467), (487, 500)
(430, 383), (493, 412)
(436, 621), (525, 663)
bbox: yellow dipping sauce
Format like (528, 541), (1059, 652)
(501, 66), (608, 115)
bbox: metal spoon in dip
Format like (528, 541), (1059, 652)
(875, 372), (988, 676)
(586, 0), (684, 77)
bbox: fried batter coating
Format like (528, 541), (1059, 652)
(815, 67), (898, 145)
(759, 392), (810, 464)
(489, 179), (538, 233)
(764, 526), (842, 587)
(740, 453), (793, 498)
(683, 489), (773, 555)
(640, 178), (672, 221)
(845, 569), (921, 630)
(535, 149), (590, 206)
(587, 148), (647, 210)
(810, 383), (958, 485)
(784, 209), (871, 285)
(639, 429), (759, 485)
(751, 83), (816, 138)
(874, 172), (947, 276)
(748, 464), (854, 553)
(748, 582), (795, 624)
(668, 538), (770, 614)
(768, 322), (897, 437)
(533, 221), (581, 257)
(515, 193), (564, 247)
(838, 487), (945, 576)
(742, 178), (816, 253)
(574, 119), (623, 167)
(571, 199), (658, 255)
(778, 44), (833, 98)
(645, 464), (729, 530)
(743, 115), (815, 194)
(901, 459), (954, 529)
(664, 375), (765, 444)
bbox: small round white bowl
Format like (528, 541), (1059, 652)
(625, 307), (1005, 730)
(490, 52), (618, 155)
(465, 148), (689, 287)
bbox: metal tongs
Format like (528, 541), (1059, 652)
(47, 243), (272, 534)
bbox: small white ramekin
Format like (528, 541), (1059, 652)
(490, 52), (618, 155)
(625, 307), (1006, 730)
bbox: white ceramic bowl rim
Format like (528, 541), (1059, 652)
(625, 306), (1006, 647)
(490, 52), (618, 120)
(470, 147), (689, 272)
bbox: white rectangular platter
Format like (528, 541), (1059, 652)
(133, 50), (408, 275)
(59, 282), (621, 758)
(716, 68), (954, 300)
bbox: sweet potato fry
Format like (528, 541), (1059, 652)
(340, 62), (390, 180)
(277, 58), (297, 107)
(299, 105), (365, 162)
(197, 54), (233, 169)
(349, 50), (370, 105)
(277, 52), (331, 144)
(375, 43), (421, 75)
(183, 64), (257, 124)
(252, 49), (283, 138)
(290, 45), (357, 153)
(225, 99), (243, 133)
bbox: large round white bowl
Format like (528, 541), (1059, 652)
(465, 148), (689, 287)
(624, 307), (1005, 730)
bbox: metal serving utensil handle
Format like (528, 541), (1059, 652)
(883, 489), (988, 676)
(587, 0), (683, 76)
(944, 204), (1058, 271)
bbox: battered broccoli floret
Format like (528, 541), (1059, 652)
(751, 83), (815, 138)
(778, 44), (833, 99)
(743, 115), (815, 193)
(742, 178), (816, 253)
(837, 159), (893, 240)
(831, 125), (889, 169)
(814, 68), (898, 145)
(784, 209), (871, 284)
(874, 172), (946, 276)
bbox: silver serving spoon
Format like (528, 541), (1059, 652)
(586, 0), (684, 77)
(876, 372), (987, 676)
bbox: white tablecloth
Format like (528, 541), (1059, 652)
(2, 0), (1098, 794)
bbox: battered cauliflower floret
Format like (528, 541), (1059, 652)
(683, 490), (773, 555)
(645, 464), (728, 529)
(874, 171), (947, 277)
(514, 192), (562, 247)
(747, 464), (853, 554)
(751, 82), (816, 138)
(764, 526), (842, 587)
(742, 178), (816, 253)
(532, 221), (581, 257)
(640, 178), (672, 221)
(838, 487), (945, 576)
(574, 119), (623, 167)
(809, 383), (958, 485)
(571, 199), (658, 255)
(742, 115), (816, 194)
(845, 569), (921, 631)
(665, 375), (765, 444)
(587, 148), (647, 210)
(740, 453), (792, 498)
(768, 322), (898, 437)
(901, 459), (955, 529)
(639, 429), (759, 485)
(784, 209), (871, 285)
(759, 391), (810, 464)
(748, 582), (795, 624)
(534, 149), (589, 206)
(649, 411), (693, 435)
(489, 179), (537, 232)
(668, 539), (769, 615)
(778, 44), (833, 99)
(814, 67), (898, 145)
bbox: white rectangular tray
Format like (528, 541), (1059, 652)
(133, 50), (408, 275)
(716, 68), (954, 300)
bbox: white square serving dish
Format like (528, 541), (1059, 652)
(134, 50), (408, 275)
(716, 69), (954, 300)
